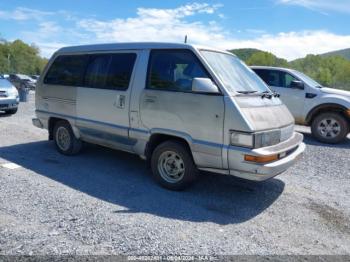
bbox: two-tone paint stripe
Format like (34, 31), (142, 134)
(35, 109), (227, 149)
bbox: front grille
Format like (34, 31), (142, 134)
(0, 91), (7, 97)
(280, 125), (294, 142)
(0, 104), (9, 108)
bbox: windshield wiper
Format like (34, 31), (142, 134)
(260, 90), (280, 99)
(272, 91), (280, 98)
(261, 90), (272, 99)
(236, 90), (258, 94)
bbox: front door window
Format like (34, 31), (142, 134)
(147, 50), (210, 92)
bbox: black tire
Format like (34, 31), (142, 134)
(151, 140), (198, 190)
(53, 120), (82, 155)
(311, 112), (349, 144)
(5, 108), (18, 114)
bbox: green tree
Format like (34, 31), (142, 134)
(0, 43), (11, 73)
(246, 51), (288, 67)
(290, 54), (350, 90)
(230, 48), (262, 61)
(0, 38), (48, 75)
(333, 63), (350, 91)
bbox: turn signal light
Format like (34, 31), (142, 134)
(244, 154), (278, 163)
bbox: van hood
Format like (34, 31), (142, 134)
(234, 96), (294, 131)
(321, 87), (350, 98)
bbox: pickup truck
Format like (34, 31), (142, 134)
(252, 66), (350, 144)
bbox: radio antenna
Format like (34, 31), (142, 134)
(184, 35), (188, 43)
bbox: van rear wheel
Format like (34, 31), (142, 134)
(151, 140), (198, 190)
(311, 112), (349, 144)
(53, 120), (82, 155)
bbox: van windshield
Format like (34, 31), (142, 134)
(200, 50), (270, 94)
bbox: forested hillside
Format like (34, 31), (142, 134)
(229, 48), (262, 62)
(0, 38), (48, 75)
(321, 48), (350, 60)
(230, 48), (350, 91)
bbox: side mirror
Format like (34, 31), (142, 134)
(192, 78), (219, 94)
(290, 80), (304, 90)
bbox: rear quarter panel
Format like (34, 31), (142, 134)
(35, 53), (77, 129)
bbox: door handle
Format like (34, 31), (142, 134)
(144, 96), (157, 103)
(114, 95), (126, 109)
(145, 98), (155, 103)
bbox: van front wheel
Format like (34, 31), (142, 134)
(151, 141), (198, 190)
(311, 112), (349, 144)
(53, 121), (82, 155)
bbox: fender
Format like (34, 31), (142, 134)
(149, 128), (194, 147)
(305, 103), (348, 124)
(144, 128), (224, 169)
(142, 128), (195, 161)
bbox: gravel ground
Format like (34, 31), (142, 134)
(0, 92), (349, 255)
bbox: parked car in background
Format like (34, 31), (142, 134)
(251, 66), (350, 144)
(30, 75), (40, 80)
(33, 42), (305, 190)
(9, 74), (36, 90)
(29, 75), (39, 86)
(30, 75), (40, 85)
(0, 76), (19, 114)
(0, 74), (9, 79)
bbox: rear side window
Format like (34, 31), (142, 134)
(147, 49), (209, 92)
(254, 69), (298, 88)
(84, 53), (136, 90)
(84, 55), (110, 89)
(254, 69), (280, 87)
(44, 55), (88, 86)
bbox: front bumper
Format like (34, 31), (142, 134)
(0, 98), (19, 110)
(228, 132), (305, 181)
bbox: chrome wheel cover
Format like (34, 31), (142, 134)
(56, 126), (71, 151)
(317, 118), (341, 139)
(158, 151), (185, 183)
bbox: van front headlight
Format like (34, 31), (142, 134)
(230, 131), (254, 148)
(255, 130), (281, 148)
(230, 130), (281, 148)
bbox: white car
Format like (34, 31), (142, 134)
(252, 66), (350, 144)
(9, 74), (36, 90)
(0, 76), (19, 114)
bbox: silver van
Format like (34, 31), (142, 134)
(33, 43), (305, 190)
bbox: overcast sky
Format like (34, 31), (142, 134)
(1, 0), (350, 60)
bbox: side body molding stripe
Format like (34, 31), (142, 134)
(35, 109), (228, 149)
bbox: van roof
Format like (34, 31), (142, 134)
(56, 42), (232, 55)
